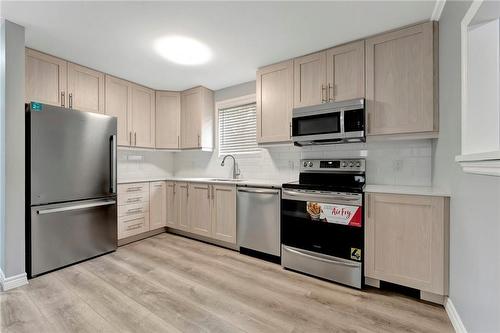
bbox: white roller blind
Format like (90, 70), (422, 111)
(219, 103), (260, 155)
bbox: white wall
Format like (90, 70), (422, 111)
(433, 1), (500, 331)
(173, 81), (433, 187)
(0, 19), (25, 280)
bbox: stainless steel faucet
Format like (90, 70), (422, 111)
(221, 154), (241, 179)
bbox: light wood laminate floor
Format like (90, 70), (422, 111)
(1, 233), (453, 332)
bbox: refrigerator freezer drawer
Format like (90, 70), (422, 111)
(29, 198), (117, 277)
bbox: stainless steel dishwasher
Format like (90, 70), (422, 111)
(237, 186), (281, 257)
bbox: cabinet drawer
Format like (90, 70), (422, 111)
(118, 191), (150, 205)
(118, 182), (149, 194)
(118, 214), (149, 239)
(118, 202), (149, 217)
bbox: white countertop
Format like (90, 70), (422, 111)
(364, 185), (450, 197)
(117, 177), (283, 188)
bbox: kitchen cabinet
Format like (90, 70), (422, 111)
(211, 184), (237, 244)
(326, 40), (365, 102)
(149, 181), (167, 230)
(175, 182), (189, 231)
(165, 181), (176, 228)
(180, 86), (214, 150)
(365, 22), (438, 137)
(156, 91), (181, 149)
(130, 83), (155, 148)
(117, 182), (150, 239)
(25, 48), (67, 107)
(105, 75), (131, 146)
(256, 60), (294, 144)
(67, 62), (105, 113)
(293, 51), (326, 108)
(365, 193), (449, 296)
(105, 76), (155, 148)
(188, 182), (212, 237)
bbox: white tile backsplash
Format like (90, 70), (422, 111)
(117, 149), (174, 180)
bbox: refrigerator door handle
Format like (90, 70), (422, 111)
(110, 135), (117, 194)
(37, 200), (117, 215)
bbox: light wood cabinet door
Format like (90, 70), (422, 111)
(293, 51), (327, 108)
(130, 83), (155, 148)
(118, 214), (150, 239)
(105, 75), (131, 146)
(365, 193), (449, 295)
(366, 22), (437, 136)
(165, 181), (177, 228)
(149, 181), (167, 230)
(25, 48), (67, 107)
(180, 87), (203, 149)
(175, 182), (189, 231)
(211, 184), (236, 244)
(326, 40), (365, 102)
(188, 183), (212, 237)
(256, 60), (294, 143)
(156, 91), (180, 149)
(67, 62), (105, 113)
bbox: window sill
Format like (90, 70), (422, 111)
(455, 151), (500, 176)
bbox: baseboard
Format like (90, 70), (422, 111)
(0, 268), (28, 291)
(445, 297), (468, 333)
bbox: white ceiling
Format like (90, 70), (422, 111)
(2, 1), (437, 91)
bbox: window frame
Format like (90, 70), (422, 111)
(216, 94), (260, 157)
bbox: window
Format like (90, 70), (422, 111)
(218, 99), (260, 156)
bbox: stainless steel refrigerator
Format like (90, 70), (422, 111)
(26, 102), (117, 277)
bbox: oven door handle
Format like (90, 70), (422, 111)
(282, 189), (362, 205)
(284, 246), (361, 268)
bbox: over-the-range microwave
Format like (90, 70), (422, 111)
(292, 98), (365, 146)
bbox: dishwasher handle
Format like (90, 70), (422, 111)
(237, 188), (280, 195)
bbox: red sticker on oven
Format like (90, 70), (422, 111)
(306, 202), (362, 227)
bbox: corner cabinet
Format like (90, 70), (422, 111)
(365, 22), (438, 137)
(256, 60), (294, 144)
(149, 181), (167, 230)
(105, 75), (155, 148)
(180, 86), (214, 150)
(365, 193), (449, 299)
(156, 91), (181, 149)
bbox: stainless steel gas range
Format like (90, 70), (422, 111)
(281, 159), (365, 289)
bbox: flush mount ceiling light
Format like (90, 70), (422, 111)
(154, 36), (212, 65)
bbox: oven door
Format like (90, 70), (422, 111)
(281, 189), (363, 262)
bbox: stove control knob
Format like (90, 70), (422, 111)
(342, 162), (347, 167)
(349, 162), (354, 167)
(303, 161), (308, 167)
(308, 161), (313, 167)
(356, 162), (361, 167)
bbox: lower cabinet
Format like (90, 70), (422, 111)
(188, 183), (212, 237)
(117, 182), (150, 239)
(149, 181), (167, 230)
(211, 184), (237, 244)
(175, 182), (190, 231)
(365, 193), (449, 296)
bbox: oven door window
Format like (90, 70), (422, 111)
(292, 112), (340, 137)
(282, 198), (363, 261)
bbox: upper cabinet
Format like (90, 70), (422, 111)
(180, 86), (214, 150)
(105, 75), (155, 148)
(326, 40), (365, 102)
(294, 52), (326, 107)
(67, 62), (105, 114)
(26, 48), (105, 114)
(156, 91), (181, 149)
(105, 75), (131, 146)
(256, 60), (294, 144)
(365, 22), (438, 137)
(26, 48), (67, 107)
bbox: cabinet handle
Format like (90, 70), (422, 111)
(134, 132), (137, 146)
(126, 197), (141, 203)
(197, 134), (200, 147)
(129, 132), (132, 146)
(321, 85), (327, 103)
(126, 223), (143, 231)
(367, 113), (371, 135)
(126, 186), (142, 192)
(207, 185), (210, 199)
(69, 93), (73, 109)
(289, 122), (292, 139)
(212, 185), (215, 199)
(177, 135), (180, 148)
(366, 194), (371, 218)
(186, 185), (189, 197)
(61, 91), (65, 107)
(173, 183), (176, 194)
(127, 208), (142, 214)
(328, 83), (334, 102)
